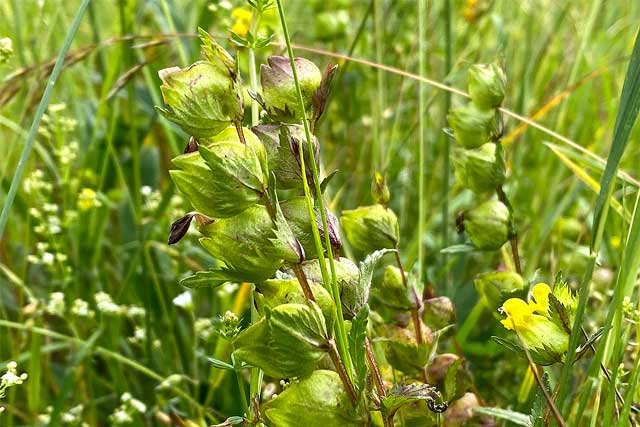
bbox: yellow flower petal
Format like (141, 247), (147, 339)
(529, 283), (551, 315)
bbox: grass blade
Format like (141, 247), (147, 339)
(0, 0), (91, 241)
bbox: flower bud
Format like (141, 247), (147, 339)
(459, 200), (511, 250)
(452, 142), (505, 194)
(426, 353), (459, 385)
(468, 63), (506, 109)
(280, 197), (341, 259)
(261, 56), (322, 121)
(341, 204), (399, 253)
(383, 321), (433, 373)
(198, 205), (284, 282)
(252, 124), (319, 189)
(371, 172), (390, 205)
(423, 296), (456, 331)
(447, 103), (499, 148)
(170, 127), (268, 218)
(157, 30), (243, 138)
(372, 265), (413, 311)
(474, 270), (527, 310)
(443, 393), (482, 427)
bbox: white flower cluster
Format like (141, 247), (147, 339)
(37, 404), (88, 426)
(70, 299), (95, 318)
(172, 291), (193, 311)
(44, 292), (66, 317)
(94, 292), (145, 319)
(108, 393), (146, 425)
(194, 318), (214, 341)
(1, 361), (28, 413)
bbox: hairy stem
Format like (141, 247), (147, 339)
(365, 337), (386, 398)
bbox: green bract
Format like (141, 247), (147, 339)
(252, 124), (319, 189)
(468, 63), (507, 109)
(447, 103), (498, 149)
(452, 142), (505, 194)
(255, 278), (337, 330)
(263, 370), (366, 426)
(423, 296), (456, 332)
(341, 204), (399, 253)
(461, 199), (511, 250)
(261, 55), (322, 121)
(170, 127), (268, 218)
(198, 205), (283, 282)
(373, 265), (413, 311)
(233, 303), (328, 379)
(280, 197), (341, 258)
(474, 270), (527, 310)
(157, 30), (243, 138)
(383, 322), (433, 374)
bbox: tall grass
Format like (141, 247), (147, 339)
(1, 1), (640, 426)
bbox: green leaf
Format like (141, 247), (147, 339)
(233, 303), (328, 378)
(444, 358), (471, 401)
(207, 357), (235, 370)
(473, 407), (531, 426)
(341, 248), (394, 318)
(348, 306), (369, 399)
(270, 198), (305, 263)
(263, 370), (366, 426)
(380, 383), (446, 418)
(179, 269), (246, 289)
(591, 30), (640, 251)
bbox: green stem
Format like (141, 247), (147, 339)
(417, 0), (426, 285)
(275, 0), (354, 381)
(247, 8), (264, 420)
(442, 0), (453, 294)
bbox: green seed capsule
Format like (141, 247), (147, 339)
(468, 63), (507, 109)
(461, 199), (511, 250)
(157, 30), (243, 138)
(452, 142), (505, 194)
(341, 204), (399, 253)
(447, 103), (499, 149)
(474, 270), (527, 310)
(261, 56), (322, 122)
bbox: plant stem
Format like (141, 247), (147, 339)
(364, 337), (386, 398)
(275, 0), (354, 381)
(417, 0), (426, 289)
(293, 263), (316, 302)
(512, 322), (565, 426)
(496, 185), (522, 275)
(394, 251), (425, 345)
(328, 339), (357, 405)
(442, 0), (453, 294)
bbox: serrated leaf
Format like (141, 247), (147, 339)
(269, 197), (305, 262)
(548, 293), (572, 334)
(263, 370), (366, 426)
(473, 407), (531, 426)
(357, 248), (395, 308)
(233, 303), (328, 378)
(381, 383), (446, 418)
(444, 358), (471, 401)
(348, 306), (369, 399)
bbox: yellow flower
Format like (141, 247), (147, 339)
(77, 188), (101, 211)
(499, 283), (570, 365)
(230, 8), (252, 37)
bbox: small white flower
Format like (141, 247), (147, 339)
(45, 292), (65, 317)
(41, 252), (55, 266)
(71, 299), (94, 318)
(172, 291), (193, 310)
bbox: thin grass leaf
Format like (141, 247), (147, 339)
(0, 0), (91, 241)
